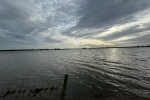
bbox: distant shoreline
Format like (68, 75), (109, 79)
(0, 46), (150, 52)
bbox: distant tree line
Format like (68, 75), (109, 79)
(0, 45), (150, 51)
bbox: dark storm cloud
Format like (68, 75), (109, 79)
(76, 0), (150, 28)
(62, 0), (150, 44)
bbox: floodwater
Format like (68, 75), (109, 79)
(0, 48), (150, 100)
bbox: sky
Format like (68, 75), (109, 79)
(0, 0), (150, 50)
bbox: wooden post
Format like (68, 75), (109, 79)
(60, 74), (68, 100)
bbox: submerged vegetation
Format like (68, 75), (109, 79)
(0, 87), (58, 99)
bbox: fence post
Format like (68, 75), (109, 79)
(60, 74), (68, 100)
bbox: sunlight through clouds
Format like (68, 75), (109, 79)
(0, 0), (150, 49)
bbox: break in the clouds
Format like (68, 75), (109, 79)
(0, 0), (150, 49)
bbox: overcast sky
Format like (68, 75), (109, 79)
(0, 0), (150, 50)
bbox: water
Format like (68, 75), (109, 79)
(0, 48), (150, 99)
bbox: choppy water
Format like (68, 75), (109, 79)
(0, 48), (150, 100)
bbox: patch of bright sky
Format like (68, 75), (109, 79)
(112, 30), (150, 42)
(97, 26), (118, 37)
(63, 37), (113, 47)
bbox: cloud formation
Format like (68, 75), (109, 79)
(0, 0), (150, 49)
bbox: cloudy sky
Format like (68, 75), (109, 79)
(0, 0), (150, 50)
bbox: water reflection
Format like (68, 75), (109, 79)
(0, 48), (150, 99)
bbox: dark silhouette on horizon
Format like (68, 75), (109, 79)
(0, 45), (150, 52)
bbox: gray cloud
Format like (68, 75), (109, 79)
(0, 0), (150, 49)
(116, 33), (150, 45)
(62, 0), (150, 43)
(96, 24), (150, 41)
(0, 0), (77, 49)
(76, 0), (150, 28)
(43, 37), (62, 43)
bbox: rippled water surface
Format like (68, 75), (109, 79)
(0, 48), (150, 99)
